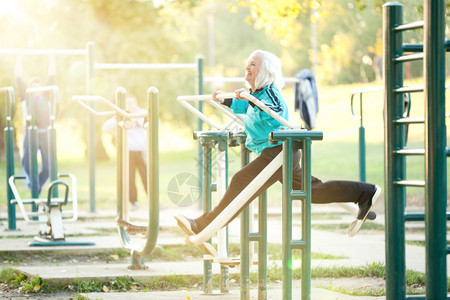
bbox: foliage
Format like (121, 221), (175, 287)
(0, 0), (438, 160)
(21, 275), (49, 293)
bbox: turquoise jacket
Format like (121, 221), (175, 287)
(229, 85), (289, 155)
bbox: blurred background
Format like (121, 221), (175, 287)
(0, 0), (448, 212)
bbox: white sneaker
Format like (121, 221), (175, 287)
(347, 185), (381, 237)
(131, 202), (139, 211)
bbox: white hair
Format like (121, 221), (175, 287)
(247, 50), (285, 90)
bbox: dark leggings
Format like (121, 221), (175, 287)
(194, 145), (375, 230)
(129, 151), (148, 203)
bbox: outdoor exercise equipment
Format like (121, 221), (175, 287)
(72, 87), (159, 270)
(89, 55), (204, 214)
(178, 93), (247, 293)
(201, 79), (375, 222)
(6, 86), (88, 246)
(0, 43), (201, 215)
(383, 1), (448, 299)
(0, 43), (93, 227)
(178, 91), (323, 300)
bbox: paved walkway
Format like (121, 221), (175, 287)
(0, 204), (435, 299)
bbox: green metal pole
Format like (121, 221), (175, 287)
(4, 87), (16, 230)
(48, 89), (59, 199)
(258, 190), (267, 300)
(26, 92), (39, 216)
(282, 139), (293, 300)
(197, 56), (204, 210)
(240, 143), (250, 300)
(202, 140), (213, 294)
(423, 0), (447, 298)
(115, 88), (126, 223)
(86, 41), (96, 213)
(219, 142), (229, 294)
(358, 93), (366, 182)
(301, 139), (312, 300)
(382, 3), (406, 299)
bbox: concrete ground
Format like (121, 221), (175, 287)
(0, 203), (439, 299)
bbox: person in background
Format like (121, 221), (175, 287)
(102, 95), (148, 210)
(15, 52), (55, 195)
(175, 49), (381, 243)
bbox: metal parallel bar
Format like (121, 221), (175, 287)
(394, 148), (425, 155)
(0, 49), (87, 55)
(203, 77), (300, 84)
(270, 130), (323, 141)
(405, 296), (425, 300)
(394, 117), (425, 124)
(403, 40), (450, 52)
(404, 213), (450, 222)
(394, 53), (424, 63)
(95, 63), (197, 70)
(402, 44), (423, 53)
(394, 180), (425, 187)
(394, 20), (424, 32)
(393, 85), (424, 93)
(404, 213), (424, 222)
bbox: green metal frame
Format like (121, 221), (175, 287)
(193, 130), (230, 294)
(383, 1), (447, 299)
(115, 87), (160, 270)
(192, 128), (323, 300)
(270, 130), (323, 300)
(2, 87), (16, 230)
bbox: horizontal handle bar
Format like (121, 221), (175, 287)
(248, 232), (262, 242)
(193, 130), (231, 142)
(177, 93), (236, 102)
(291, 190), (307, 200)
(393, 85), (424, 93)
(394, 53), (424, 63)
(394, 148), (425, 155)
(403, 40), (450, 52)
(178, 91), (302, 129)
(72, 95), (148, 118)
(203, 77), (301, 84)
(394, 20), (424, 32)
(291, 240), (307, 249)
(96, 63), (196, 70)
(0, 49), (87, 56)
(394, 117), (424, 124)
(394, 180), (425, 187)
(270, 130), (323, 141)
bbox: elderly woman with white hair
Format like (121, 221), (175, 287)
(175, 50), (380, 243)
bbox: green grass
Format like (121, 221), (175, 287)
(0, 262), (437, 296)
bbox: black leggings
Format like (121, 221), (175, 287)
(194, 145), (375, 230)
